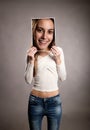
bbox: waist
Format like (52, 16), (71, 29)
(31, 89), (59, 98)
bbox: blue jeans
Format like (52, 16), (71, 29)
(28, 94), (62, 130)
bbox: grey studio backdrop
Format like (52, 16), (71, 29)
(0, 0), (89, 130)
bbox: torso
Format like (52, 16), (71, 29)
(31, 50), (59, 98)
(31, 89), (59, 98)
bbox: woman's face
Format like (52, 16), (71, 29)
(34, 19), (54, 51)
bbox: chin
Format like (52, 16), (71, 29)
(39, 47), (46, 50)
(38, 45), (48, 50)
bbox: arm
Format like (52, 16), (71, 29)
(56, 48), (67, 81)
(24, 46), (37, 84)
(51, 46), (67, 81)
(25, 62), (34, 84)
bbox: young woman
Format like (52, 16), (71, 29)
(25, 18), (66, 130)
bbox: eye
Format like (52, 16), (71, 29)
(36, 27), (43, 33)
(48, 30), (54, 34)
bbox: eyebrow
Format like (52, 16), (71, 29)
(36, 26), (54, 31)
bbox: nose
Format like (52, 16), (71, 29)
(42, 31), (47, 39)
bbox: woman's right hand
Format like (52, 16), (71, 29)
(27, 46), (37, 64)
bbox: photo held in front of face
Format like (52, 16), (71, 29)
(33, 19), (54, 51)
(25, 18), (67, 130)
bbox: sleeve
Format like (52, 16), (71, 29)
(24, 62), (34, 84)
(56, 47), (67, 81)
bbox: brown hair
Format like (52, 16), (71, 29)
(32, 18), (55, 76)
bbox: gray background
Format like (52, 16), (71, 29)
(0, 0), (89, 130)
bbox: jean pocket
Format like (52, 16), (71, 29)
(29, 95), (41, 105)
(51, 96), (62, 106)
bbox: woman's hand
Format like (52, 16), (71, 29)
(51, 46), (61, 65)
(27, 46), (37, 64)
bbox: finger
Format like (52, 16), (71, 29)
(52, 46), (61, 55)
(51, 48), (57, 54)
(32, 46), (37, 51)
(51, 50), (57, 57)
(27, 50), (36, 56)
(28, 48), (37, 56)
(27, 47), (37, 53)
(51, 46), (60, 53)
(51, 46), (57, 50)
(51, 48), (60, 57)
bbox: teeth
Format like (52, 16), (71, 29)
(39, 39), (47, 43)
(40, 42), (46, 44)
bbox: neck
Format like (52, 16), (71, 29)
(38, 49), (50, 56)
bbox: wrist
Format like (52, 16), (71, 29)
(56, 59), (61, 65)
(27, 56), (34, 64)
(30, 59), (34, 64)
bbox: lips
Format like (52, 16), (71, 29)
(37, 39), (51, 50)
(39, 39), (49, 44)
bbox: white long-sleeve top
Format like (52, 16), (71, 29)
(25, 47), (66, 92)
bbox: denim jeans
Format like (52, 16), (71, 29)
(28, 94), (62, 130)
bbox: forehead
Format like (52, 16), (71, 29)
(37, 19), (54, 29)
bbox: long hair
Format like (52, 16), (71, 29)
(32, 18), (56, 76)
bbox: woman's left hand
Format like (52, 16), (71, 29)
(51, 46), (61, 65)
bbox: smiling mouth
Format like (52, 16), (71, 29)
(39, 39), (49, 44)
